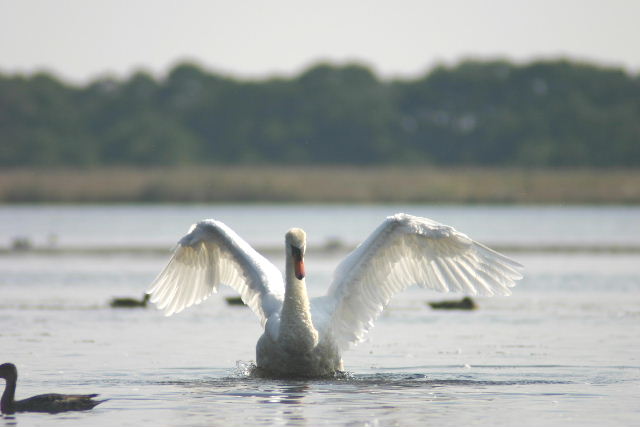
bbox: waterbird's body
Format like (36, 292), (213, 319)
(0, 363), (104, 414)
(428, 296), (477, 310)
(147, 213), (523, 378)
(110, 293), (150, 308)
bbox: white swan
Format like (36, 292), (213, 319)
(147, 213), (523, 378)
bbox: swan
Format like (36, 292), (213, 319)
(0, 363), (104, 414)
(147, 213), (523, 378)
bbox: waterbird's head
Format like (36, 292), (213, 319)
(0, 363), (17, 381)
(286, 228), (306, 280)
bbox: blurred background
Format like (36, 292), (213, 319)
(1, 2), (639, 425)
(0, 0), (639, 204)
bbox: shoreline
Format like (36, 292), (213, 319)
(1, 166), (640, 204)
(2, 243), (640, 256)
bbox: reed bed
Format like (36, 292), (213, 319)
(1, 166), (639, 204)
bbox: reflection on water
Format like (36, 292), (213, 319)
(260, 384), (309, 405)
(87, 369), (619, 427)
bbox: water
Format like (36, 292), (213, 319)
(3, 204), (640, 248)
(1, 205), (639, 426)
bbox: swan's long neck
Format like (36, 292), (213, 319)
(1, 372), (16, 414)
(278, 246), (319, 353)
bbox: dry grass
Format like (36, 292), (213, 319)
(1, 166), (639, 204)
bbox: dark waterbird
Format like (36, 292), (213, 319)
(110, 293), (150, 308)
(0, 363), (105, 414)
(428, 296), (477, 310)
(225, 296), (247, 306)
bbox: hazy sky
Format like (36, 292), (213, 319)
(1, 0), (639, 83)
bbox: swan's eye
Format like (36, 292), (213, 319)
(290, 245), (305, 279)
(291, 245), (303, 261)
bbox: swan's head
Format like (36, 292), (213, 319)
(286, 228), (306, 280)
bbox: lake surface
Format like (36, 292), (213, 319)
(1, 204), (639, 426)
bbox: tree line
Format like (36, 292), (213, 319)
(1, 59), (639, 167)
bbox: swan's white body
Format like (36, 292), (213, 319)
(147, 213), (523, 377)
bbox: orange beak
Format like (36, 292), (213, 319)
(295, 258), (305, 280)
(292, 247), (305, 280)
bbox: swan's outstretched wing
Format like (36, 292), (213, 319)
(323, 213), (523, 349)
(147, 220), (284, 324)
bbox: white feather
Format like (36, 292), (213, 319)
(147, 220), (284, 324)
(322, 213), (523, 349)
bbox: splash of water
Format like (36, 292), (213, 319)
(234, 360), (256, 377)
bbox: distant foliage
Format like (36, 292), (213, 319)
(1, 60), (639, 167)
